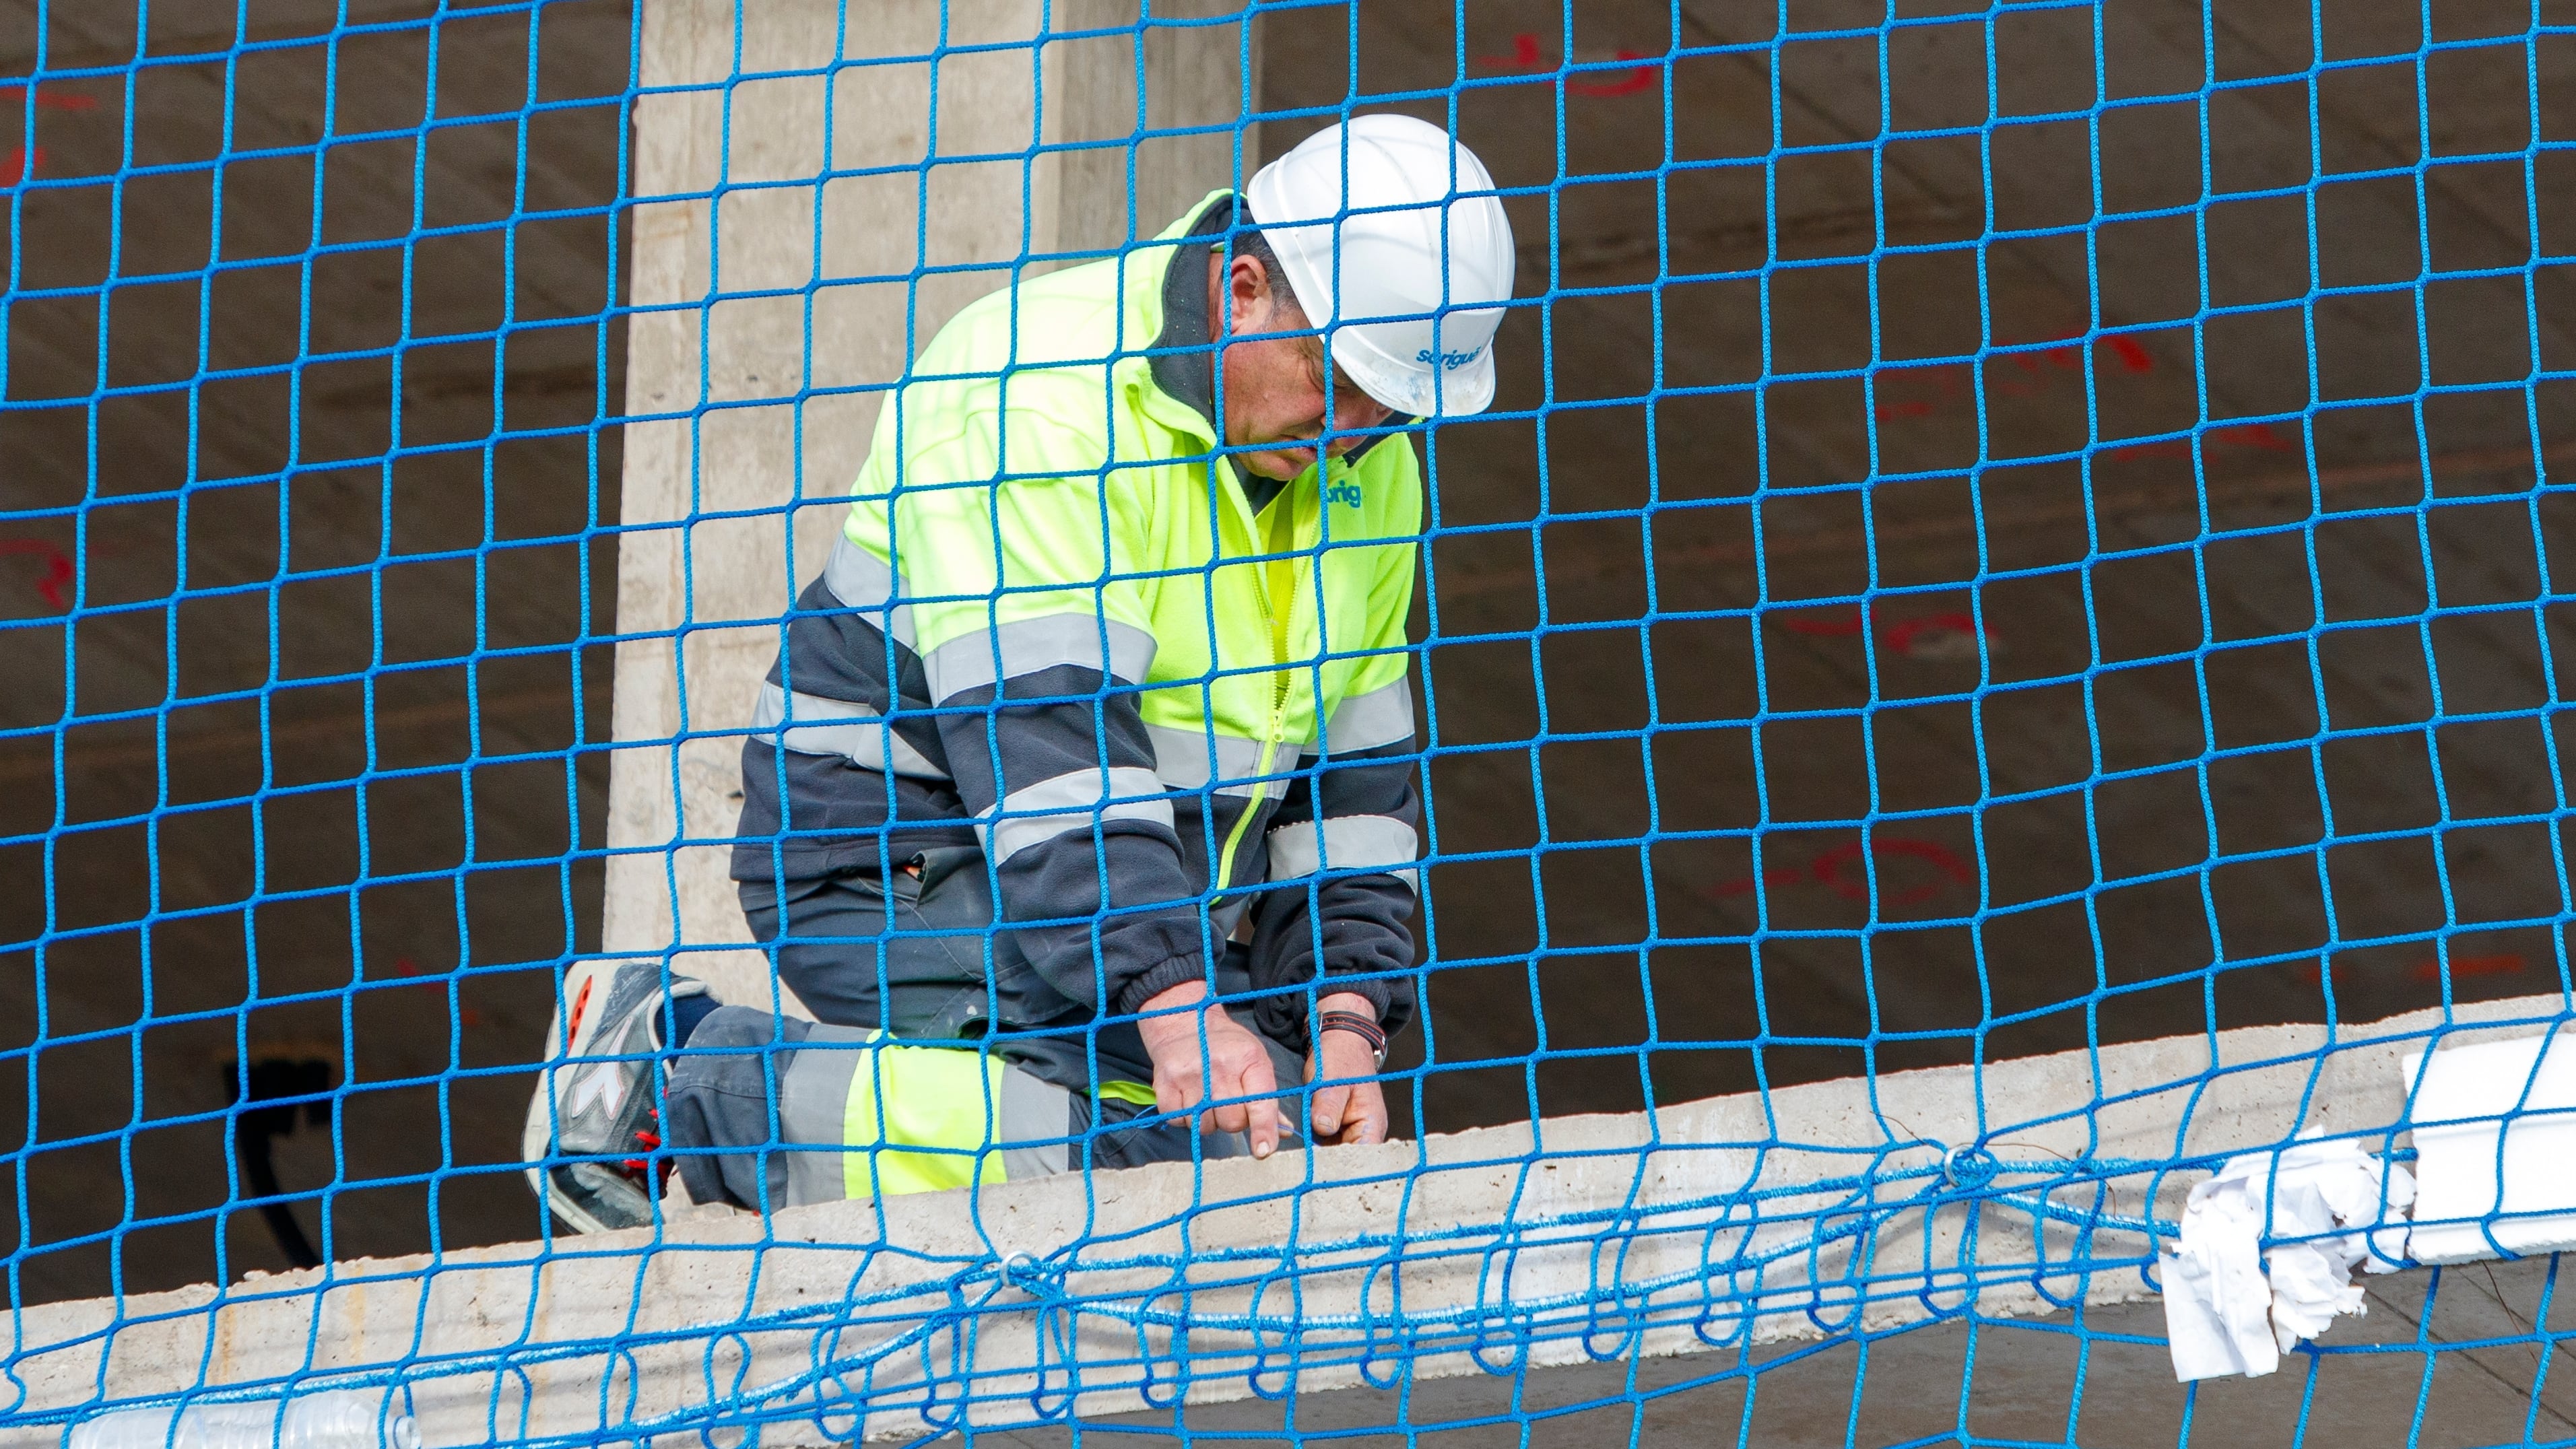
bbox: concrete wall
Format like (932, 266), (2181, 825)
(600, 0), (1262, 1012)
(7, 994), (2562, 1446)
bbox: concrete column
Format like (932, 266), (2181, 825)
(603, 0), (1262, 1011)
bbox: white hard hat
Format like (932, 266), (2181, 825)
(1244, 114), (1516, 418)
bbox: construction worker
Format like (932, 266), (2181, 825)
(525, 114), (1515, 1230)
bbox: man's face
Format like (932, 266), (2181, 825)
(1210, 253), (1395, 482)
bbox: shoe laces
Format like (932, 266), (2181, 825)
(620, 1106), (663, 1174)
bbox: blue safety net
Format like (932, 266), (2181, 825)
(2, 0), (2571, 1445)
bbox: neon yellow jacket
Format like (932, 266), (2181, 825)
(735, 193), (1424, 1056)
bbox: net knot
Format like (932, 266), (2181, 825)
(997, 1250), (1059, 1295)
(1942, 1145), (2000, 1192)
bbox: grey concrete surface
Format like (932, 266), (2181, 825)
(7, 994), (2563, 1446)
(0, 6), (2563, 1426)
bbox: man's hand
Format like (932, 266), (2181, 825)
(1304, 991), (1389, 1147)
(1136, 980), (1282, 1159)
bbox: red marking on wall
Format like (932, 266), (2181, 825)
(1810, 838), (1975, 904)
(2299, 951), (2525, 985)
(0, 83), (97, 113)
(2221, 422), (2294, 452)
(1870, 329), (2301, 466)
(1477, 33), (1659, 96)
(1710, 865), (1803, 898)
(1771, 605), (1992, 659)
(1872, 330), (2158, 420)
(0, 539), (71, 610)
(0, 81), (97, 187)
(390, 955), (480, 1025)
(1707, 836), (1976, 907)
(2417, 952), (2524, 982)
(2103, 421), (2297, 463)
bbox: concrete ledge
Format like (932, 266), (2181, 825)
(4, 993), (2564, 1445)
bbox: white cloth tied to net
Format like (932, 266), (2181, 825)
(2159, 1134), (2415, 1381)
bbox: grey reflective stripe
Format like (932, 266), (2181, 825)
(921, 613), (1157, 702)
(1267, 814), (1421, 893)
(1145, 722), (1282, 799)
(751, 682), (950, 781)
(777, 1025), (871, 1207)
(997, 1067), (1071, 1182)
(824, 537), (917, 648)
(989, 766), (1173, 865)
(1326, 677), (1416, 755)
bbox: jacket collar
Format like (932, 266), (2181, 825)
(1146, 193), (1236, 433)
(1136, 193), (1288, 516)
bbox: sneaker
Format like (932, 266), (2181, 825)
(523, 961), (708, 1234)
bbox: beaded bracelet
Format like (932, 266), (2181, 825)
(1318, 1009), (1388, 1067)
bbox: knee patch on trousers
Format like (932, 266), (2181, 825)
(671, 1021), (1076, 1208)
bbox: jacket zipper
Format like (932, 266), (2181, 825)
(1210, 476), (1305, 901)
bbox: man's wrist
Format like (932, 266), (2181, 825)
(1141, 979), (1212, 1014)
(1135, 978), (1215, 1052)
(1315, 993), (1388, 1067)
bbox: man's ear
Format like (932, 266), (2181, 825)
(1225, 254), (1291, 336)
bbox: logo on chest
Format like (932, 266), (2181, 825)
(1323, 482), (1364, 510)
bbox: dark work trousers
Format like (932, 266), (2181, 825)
(738, 846), (1144, 1087)
(665, 846), (1304, 1211)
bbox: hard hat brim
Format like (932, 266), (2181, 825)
(1255, 201), (1504, 418)
(1329, 323), (1498, 419)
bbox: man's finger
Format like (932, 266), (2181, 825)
(1310, 1080), (1349, 1139)
(1203, 1092), (1250, 1137)
(1200, 1044), (1251, 1147)
(1245, 1093), (1280, 1160)
(1237, 1042), (1282, 1159)
(1346, 1081), (1389, 1145)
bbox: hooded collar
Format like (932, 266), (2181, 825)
(1148, 193), (1234, 431)
(1147, 195), (1290, 516)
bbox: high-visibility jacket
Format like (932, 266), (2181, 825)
(730, 193), (1422, 1079)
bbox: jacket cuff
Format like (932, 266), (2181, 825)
(1309, 974), (1397, 1032)
(1113, 952), (1209, 1019)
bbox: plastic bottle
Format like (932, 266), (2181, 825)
(67, 1390), (420, 1449)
